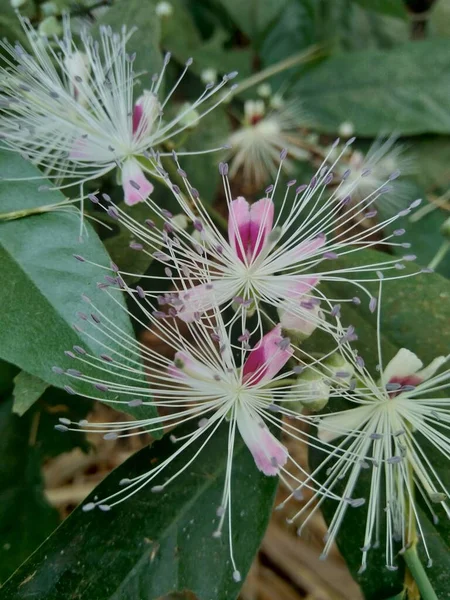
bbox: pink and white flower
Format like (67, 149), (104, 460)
(0, 15), (236, 209)
(82, 143), (424, 338)
(290, 320), (450, 573)
(54, 285), (336, 580)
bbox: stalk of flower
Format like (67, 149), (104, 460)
(0, 15), (236, 221)
(53, 279), (346, 582)
(224, 97), (308, 189)
(286, 283), (450, 574)
(80, 140), (427, 341)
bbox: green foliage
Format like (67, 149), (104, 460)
(0, 421), (278, 600)
(95, 0), (163, 93)
(294, 39), (450, 135)
(0, 152), (157, 425)
(0, 398), (59, 585)
(13, 372), (49, 416)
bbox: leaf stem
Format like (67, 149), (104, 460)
(230, 45), (325, 98)
(403, 547), (438, 600)
(428, 240), (450, 271)
(0, 200), (77, 222)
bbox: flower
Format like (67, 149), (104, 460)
(53, 284), (334, 581)
(225, 98), (308, 187)
(0, 16), (236, 208)
(92, 142), (425, 339)
(291, 310), (450, 573)
(336, 136), (414, 220)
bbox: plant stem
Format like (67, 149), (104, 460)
(403, 547), (438, 600)
(229, 45), (325, 98)
(0, 200), (77, 222)
(428, 240), (450, 271)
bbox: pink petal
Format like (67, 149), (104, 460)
(243, 325), (293, 386)
(291, 233), (326, 260)
(237, 406), (288, 476)
(173, 284), (215, 323)
(132, 92), (159, 139)
(228, 196), (250, 262)
(228, 197), (274, 263)
(285, 276), (320, 298)
(122, 160), (154, 206)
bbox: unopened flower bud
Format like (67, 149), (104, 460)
(155, 1), (173, 17)
(278, 300), (322, 342)
(441, 215), (450, 239)
(257, 83), (272, 98)
(172, 213), (189, 230)
(321, 353), (354, 387)
(270, 93), (284, 110)
(10, 0), (28, 7)
(284, 370), (330, 413)
(338, 121), (354, 138)
(178, 102), (200, 129)
(38, 16), (62, 37)
(201, 68), (217, 85)
(41, 1), (59, 16)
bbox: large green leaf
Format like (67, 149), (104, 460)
(215, 0), (288, 43)
(0, 397), (59, 585)
(0, 151), (158, 426)
(95, 0), (162, 93)
(1, 421), (278, 600)
(294, 40), (450, 135)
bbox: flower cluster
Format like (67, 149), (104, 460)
(5, 11), (448, 586)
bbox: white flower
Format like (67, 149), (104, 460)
(292, 308), (450, 573)
(336, 136), (414, 220)
(225, 99), (308, 187)
(0, 16), (236, 209)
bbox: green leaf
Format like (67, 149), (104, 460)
(260, 0), (316, 86)
(13, 371), (49, 417)
(351, 0), (408, 19)
(294, 40), (450, 135)
(0, 397), (59, 584)
(215, 0), (289, 43)
(95, 0), (163, 93)
(1, 421), (278, 600)
(0, 151), (159, 427)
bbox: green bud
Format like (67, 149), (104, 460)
(10, 0), (28, 8)
(178, 103), (200, 129)
(441, 216), (450, 239)
(284, 369), (330, 413)
(38, 16), (63, 37)
(41, 1), (59, 16)
(321, 353), (354, 387)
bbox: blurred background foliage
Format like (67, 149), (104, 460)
(1, 0), (450, 599)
